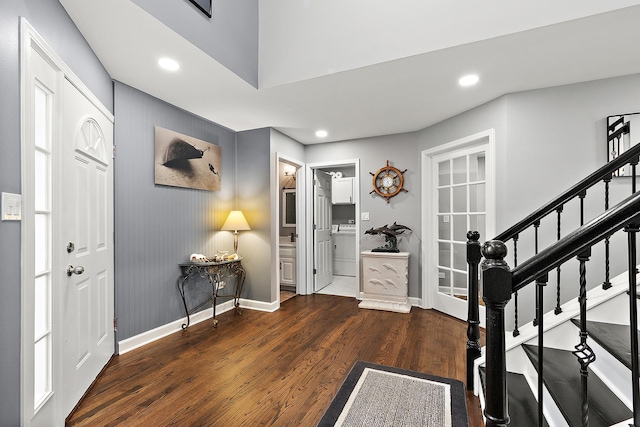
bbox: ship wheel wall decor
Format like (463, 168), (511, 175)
(369, 160), (408, 203)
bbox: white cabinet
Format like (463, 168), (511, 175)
(359, 251), (410, 313)
(280, 245), (296, 286)
(332, 177), (354, 204)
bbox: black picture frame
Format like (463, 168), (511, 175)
(607, 112), (640, 176)
(188, 0), (212, 18)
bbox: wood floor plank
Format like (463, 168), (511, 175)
(67, 294), (485, 426)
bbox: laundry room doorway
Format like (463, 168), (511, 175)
(305, 160), (360, 298)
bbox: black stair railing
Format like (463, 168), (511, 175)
(481, 191), (640, 427)
(466, 141), (640, 392)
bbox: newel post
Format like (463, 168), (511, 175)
(482, 240), (512, 427)
(466, 231), (482, 390)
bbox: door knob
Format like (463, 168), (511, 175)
(67, 265), (85, 276)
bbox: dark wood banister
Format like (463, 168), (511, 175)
(494, 142), (640, 243)
(510, 191), (640, 291)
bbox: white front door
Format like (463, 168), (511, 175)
(424, 131), (494, 323)
(59, 78), (115, 417)
(314, 170), (333, 291)
(21, 20), (114, 426)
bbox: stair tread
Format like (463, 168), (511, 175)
(523, 344), (632, 427)
(479, 367), (549, 427)
(571, 319), (638, 371)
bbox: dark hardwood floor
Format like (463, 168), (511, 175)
(67, 294), (485, 426)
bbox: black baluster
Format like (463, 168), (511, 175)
(603, 174), (612, 290)
(466, 231), (482, 390)
(579, 189), (587, 225)
(626, 224), (640, 426)
(632, 156), (638, 193)
(512, 234), (520, 337)
(555, 207), (563, 314)
(513, 234), (520, 337)
(536, 272), (548, 427)
(630, 172), (640, 427)
(533, 221), (541, 327)
(573, 247), (595, 427)
(482, 241), (512, 427)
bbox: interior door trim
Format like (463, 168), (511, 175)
(304, 159), (360, 297)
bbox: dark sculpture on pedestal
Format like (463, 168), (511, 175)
(365, 222), (412, 252)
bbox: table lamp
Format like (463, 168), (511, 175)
(221, 210), (251, 255)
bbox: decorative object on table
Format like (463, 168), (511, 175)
(154, 126), (221, 191)
(365, 222), (412, 253)
(607, 112), (639, 176)
(190, 253), (209, 263)
(318, 361), (468, 427)
(369, 160), (407, 203)
(221, 210), (251, 256)
(187, 0), (212, 18)
(214, 251), (229, 262)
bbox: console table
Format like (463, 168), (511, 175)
(359, 251), (410, 313)
(177, 258), (246, 328)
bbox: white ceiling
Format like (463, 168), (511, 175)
(60, 0), (640, 144)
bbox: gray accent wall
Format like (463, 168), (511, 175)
(0, 1), (113, 423)
(132, 0), (259, 88)
(114, 82), (237, 341)
(236, 128), (273, 302)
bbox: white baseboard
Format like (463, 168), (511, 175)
(408, 297), (421, 307)
(357, 293), (422, 309)
(117, 298), (278, 354)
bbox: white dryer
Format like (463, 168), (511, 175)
(333, 224), (356, 276)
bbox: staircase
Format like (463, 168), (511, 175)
(464, 124), (640, 427)
(475, 268), (638, 426)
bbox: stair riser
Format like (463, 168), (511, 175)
(585, 290), (635, 326)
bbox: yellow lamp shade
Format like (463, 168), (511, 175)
(221, 210), (251, 231)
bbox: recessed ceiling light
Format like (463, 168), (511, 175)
(158, 57), (180, 72)
(315, 130), (328, 138)
(459, 74), (479, 87)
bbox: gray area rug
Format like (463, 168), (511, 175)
(318, 361), (469, 427)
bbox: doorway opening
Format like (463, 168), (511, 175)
(277, 158), (301, 304)
(305, 160), (360, 298)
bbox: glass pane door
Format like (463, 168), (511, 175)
(437, 151), (486, 300)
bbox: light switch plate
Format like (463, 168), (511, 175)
(361, 212), (370, 221)
(2, 192), (22, 221)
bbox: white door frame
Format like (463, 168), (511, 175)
(20, 18), (115, 425)
(421, 129), (495, 323)
(304, 159), (360, 296)
(274, 153), (306, 302)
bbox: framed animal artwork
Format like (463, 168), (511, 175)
(154, 126), (221, 191)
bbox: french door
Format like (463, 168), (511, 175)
(424, 131), (494, 323)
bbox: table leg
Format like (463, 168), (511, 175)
(233, 266), (246, 314)
(177, 275), (191, 329)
